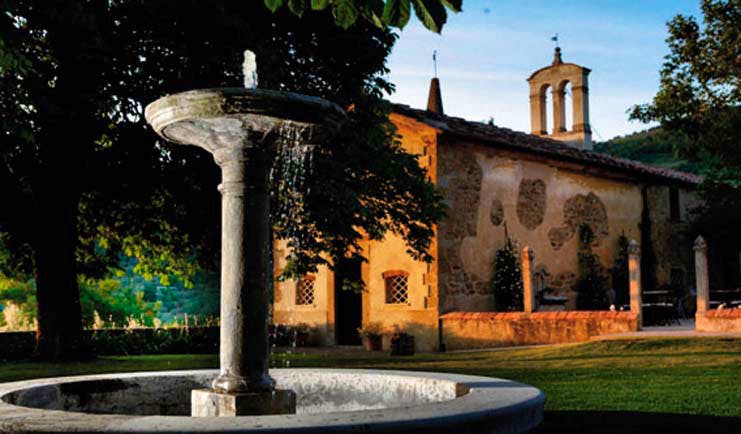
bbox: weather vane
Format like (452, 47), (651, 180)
(433, 50), (438, 78)
(551, 33), (559, 48)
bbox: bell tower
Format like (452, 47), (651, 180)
(527, 47), (592, 149)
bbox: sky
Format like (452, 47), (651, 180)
(385, 0), (703, 141)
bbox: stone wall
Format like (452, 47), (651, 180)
(437, 141), (645, 312)
(696, 309), (741, 333)
(440, 311), (638, 349)
(645, 185), (702, 291)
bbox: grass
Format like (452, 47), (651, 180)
(2, 337), (740, 417)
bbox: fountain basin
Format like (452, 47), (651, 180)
(0, 369), (544, 433)
(145, 88), (346, 148)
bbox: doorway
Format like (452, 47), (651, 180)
(334, 257), (362, 345)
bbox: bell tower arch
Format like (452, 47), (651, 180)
(527, 47), (592, 149)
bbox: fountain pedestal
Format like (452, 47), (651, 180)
(144, 88), (345, 416)
(192, 388), (296, 417)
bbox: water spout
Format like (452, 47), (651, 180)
(243, 50), (258, 89)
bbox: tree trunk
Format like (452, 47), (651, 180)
(27, 0), (102, 361)
(32, 187), (88, 361)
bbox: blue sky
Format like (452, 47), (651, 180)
(385, 0), (702, 141)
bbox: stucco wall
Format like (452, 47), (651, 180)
(696, 309), (741, 333)
(272, 115), (440, 351)
(272, 239), (334, 345)
(437, 141), (644, 312)
(441, 311), (638, 349)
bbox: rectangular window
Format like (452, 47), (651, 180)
(295, 276), (316, 306)
(669, 187), (681, 222)
(383, 270), (409, 305)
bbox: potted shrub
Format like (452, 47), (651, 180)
(390, 328), (415, 356)
(293, 323), (312, 347)
(357, 322), (384, 351)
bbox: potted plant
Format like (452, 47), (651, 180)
(293, 323), (312, 347)
(357, 322), (384, 351)
(390, 326), (415, 356)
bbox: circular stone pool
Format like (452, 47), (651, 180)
(0, 369), (544, 433)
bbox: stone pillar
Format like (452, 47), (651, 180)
(210, 146), (274, 393)
(694, 236), (709, 314)
(628, 240), (642, 329)
(193, 145), (295, 417)
(529, 92), (547, 135)
(522, 247), (536, 314)
(552, 87), (566, 133)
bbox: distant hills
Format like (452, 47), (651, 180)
(594, 127), (700, 174)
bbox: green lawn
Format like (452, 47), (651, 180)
(2, 338), (740, 417)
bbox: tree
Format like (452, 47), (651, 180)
(630, 0), (741, 246)
(491, 231), (523, 312)
(1, 1), (444, 359)
(574, 224), (610, 310)
(263, 0), (463, 33)
(610, 233), (630, 308)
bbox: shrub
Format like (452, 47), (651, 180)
(610, 234), (630, 307)
(491, 235), (523, 311)
(574, 224), (610, 310)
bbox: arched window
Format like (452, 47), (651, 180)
(383, 270), (409, 305)
(296, 275), (316, 306)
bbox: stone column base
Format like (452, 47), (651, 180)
(191, 388), (296, 417)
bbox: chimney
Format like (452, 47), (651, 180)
(552, 46), (563, 65)
(426, 77), (444, 115)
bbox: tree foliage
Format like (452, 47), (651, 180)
(609, 233), (630, 308)
(263, 0), (462, 32)
(491, 232), (523, 312)
(594, 127), (699, 174)
(629, 0), (741, 245)
(0, 0), (444, 358)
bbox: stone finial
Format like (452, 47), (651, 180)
(552, 47), (563, 65)
(628, 240), (640, 256)
(694, 235), (707, 252)
(243, 50), (258, 89)
(426, 77), (444, 115)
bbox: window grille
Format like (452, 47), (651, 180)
(296, 276), (316, 306)
(384, 271), (409, 305)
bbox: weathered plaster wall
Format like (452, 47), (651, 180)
(441, 311), (638, 349)
(273, 115), (440, 351)
(645, 186), (703, 289)
(360, 114), (440, 352)
(437, 141), (644, 312)
(272, 239), (334, 345)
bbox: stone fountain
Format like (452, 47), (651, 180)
(143, 51), (344, 417)
(0, 52), (545, 433)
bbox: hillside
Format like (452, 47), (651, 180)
(594, 127), (700, 174)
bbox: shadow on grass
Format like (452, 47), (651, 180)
(534, 411), (741, 434)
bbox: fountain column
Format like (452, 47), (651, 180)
(191, 143), (296, 417)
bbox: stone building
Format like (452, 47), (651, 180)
(273, 49), (702, 351)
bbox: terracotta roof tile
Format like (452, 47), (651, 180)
(392, 104), (702, 186)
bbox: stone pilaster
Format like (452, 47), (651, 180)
(628, 240), (642, 329)
(694, 236), (709, 315)
(522, 247), (536, 314)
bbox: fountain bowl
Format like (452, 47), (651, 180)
(0, 368), (544, 433)
(144, 88), (347, 150)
